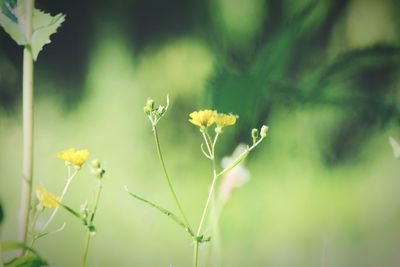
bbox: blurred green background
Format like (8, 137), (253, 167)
(1, 0), (400, 266)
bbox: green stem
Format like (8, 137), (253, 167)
(216, 136), (265, 178)
(17, 0), (35, 247)
(152, 126), (192, 232)
(193, 157), (218, 267)
(193, 241), (199, 267)
(81, 232), (91, 267)
(40, 168), (78, 233)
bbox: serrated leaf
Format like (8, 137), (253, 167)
(0, 0), (27, 45)
(31, 9), (65, 60)
(4, 255), (48, 267)
(0, 0), (65, 60)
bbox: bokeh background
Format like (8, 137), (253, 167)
(1, 0), (400, 266)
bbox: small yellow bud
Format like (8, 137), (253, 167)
(144, 99), (155, 114)
(91, 159), (100, 169)
(260, 125), (269, 138)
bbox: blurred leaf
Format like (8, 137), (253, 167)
(0, 0), (27, 45)
(125, 187), (194, 237)
(4, 255), (47, 267)
(0, 0), (65, 60)
(1, 241), (40, 256)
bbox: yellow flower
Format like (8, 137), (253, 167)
(36, 186), (59, 208)
(57, 148), (89, 168)
(189, 110), (217, 128)
(215, 113), (237, 131)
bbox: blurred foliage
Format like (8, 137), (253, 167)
(206, 0), (400, 164)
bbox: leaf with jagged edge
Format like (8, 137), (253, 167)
(0, 0), (27, 45)
(0, 0), (65, 60)
(31, 8), (65, 60)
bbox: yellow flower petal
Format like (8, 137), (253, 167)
(57, 148), (89, 167)
(36, 186), (59, 208)
(215, 113), (237, 130)
(189, 110), (217, 127)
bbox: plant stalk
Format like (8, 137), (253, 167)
(81, 232), (91, 267)
(152, 126), (192, 231)
(17, 0), (35, 246)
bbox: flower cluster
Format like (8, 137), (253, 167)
(189, 110), (237, 133)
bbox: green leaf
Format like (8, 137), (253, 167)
(31, 9), (65, 60)
(4, 255), (48, 267)
(0, 0), (65, 60)
(1, 241), (40, 256)
(0, 1), (27, 45)
(125, 187), (194, 237)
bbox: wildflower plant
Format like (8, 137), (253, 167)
(126, 96), (269, 267)
(0, 149), (106, 267)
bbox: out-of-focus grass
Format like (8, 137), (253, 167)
(1, 31), (400, 267)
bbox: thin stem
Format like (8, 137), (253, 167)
(39, 169), (78, 233)
(216, 136), (265, 178)
(201, 132), (213, 158)
(81, 232), (91, 267)
(152, 126), (192, 232)
(17, 0), (35, 246)
(196, 165), (217, 238)
(193, 241), (199, 267)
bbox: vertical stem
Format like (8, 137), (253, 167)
(193, 241), (199, 267)
(18, 0), (35, 246)
(152, 126), (192, 231)
(81, 233), (91, 267)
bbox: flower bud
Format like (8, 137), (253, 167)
(144, 99), (155, 114)
(91, 159), (100, 169)
(251, 128), (258, 139)
(260, 125), (269, 138)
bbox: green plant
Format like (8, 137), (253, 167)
(126, 96), (269, 266)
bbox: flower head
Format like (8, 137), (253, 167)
(189, 110), (217, 128)
(215, 113), (237, 132)
(36, 186), (59, 208)
(57, 148), (89, 168)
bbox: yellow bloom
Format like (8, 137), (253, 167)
(57, 148), (89, 167)
(189, 110), (217, 128)
(36, 186), (59, 208)
(215, 113), (237, 131)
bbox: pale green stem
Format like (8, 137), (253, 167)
(193, 240), (199, 267)
(201, 132), (213, 158)
(216, 136), (265, 178)
(81, 179), (102, 267)
(81, 232), (91, 267)
(152, 126), (192, 231)
(17, 0), (35, 246)
(28, 168), (78, 250)
(40, 168), (78, 233)
(194, 157), (218, 267)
